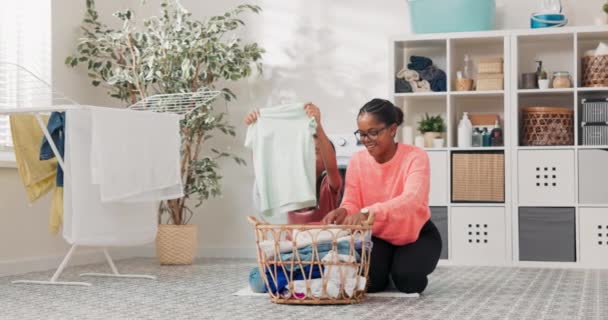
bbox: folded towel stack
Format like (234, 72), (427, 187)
(395, 55), (447, 93)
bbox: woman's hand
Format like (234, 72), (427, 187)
(321, 208), (347, 225)
(304, 102), (321, 128)
(343, 211), (368, 225)
(244, 109), (260, 125)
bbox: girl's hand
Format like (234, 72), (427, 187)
(304, 102), (321, 126)
(321, 208), (347, 225)
(244, 109), (260, 125)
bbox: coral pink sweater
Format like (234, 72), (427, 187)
(340, 143), (431, 246)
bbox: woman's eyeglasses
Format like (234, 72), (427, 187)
(354, 126), (387, 141)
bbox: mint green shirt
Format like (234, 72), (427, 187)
(245, 103), (317, 224)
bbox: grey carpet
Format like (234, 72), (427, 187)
(0, 258), (607, 320)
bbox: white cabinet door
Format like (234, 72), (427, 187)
(428, 151), (448, 206)
(518, 150), (575, 206)
(451, 206), (506, 265)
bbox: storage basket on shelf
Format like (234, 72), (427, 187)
(476, 73), (504, 91)
(451, 151), (505, 203)
(407, 0), (496, 34)
(521, 107), (574, 146)
(581, 98), (608, 145)
(477, 57), (503, 74)
(247, 213), (375, 305)
(582, 55), (608, 87)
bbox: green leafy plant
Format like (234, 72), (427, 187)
(604, 2), (608, 15)
(66, 0), (264, 225)
(417, 113), (445, 133)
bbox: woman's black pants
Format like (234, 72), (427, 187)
(367, 219), (442, 294)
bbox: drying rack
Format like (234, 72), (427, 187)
(0, 62), (219, 286)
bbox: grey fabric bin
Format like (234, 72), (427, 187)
(579, 149), (608, 204)
(431, 207), (448, 260)
(518, 207), (576, 262)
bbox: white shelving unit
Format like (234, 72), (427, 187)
(390, 26), (608, 269)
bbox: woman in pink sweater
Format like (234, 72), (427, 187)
(322, 98), (442, 294)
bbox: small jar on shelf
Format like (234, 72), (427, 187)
(551, 71), (572, 89)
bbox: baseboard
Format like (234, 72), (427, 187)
(197, 247), (256, 259)
(130, 246), (256, 260)
(0, 247), (141, 277)
(0, 246), (257, 276)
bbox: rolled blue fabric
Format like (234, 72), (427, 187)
(408, 56), (433, 71)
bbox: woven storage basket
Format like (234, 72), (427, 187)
(478, 58), (503, 74)
(452, 152), (505, 202)
(521, 107), (574, 146)
(476, 73), (504, 91)
(248, 214), (375, 305)
(582, 55), (608, 87)
(156, 224), (198, 265)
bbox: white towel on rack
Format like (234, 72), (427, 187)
(64, 109), (157, 246)
(90, 107), (183, 203)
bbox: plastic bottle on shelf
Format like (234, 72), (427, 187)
(457, 112), (473, 148)
(464, 54), (474, 80)
(490, 120), (504, 146)
(482, 127), (491, 147)
(472, 128), (482, 147)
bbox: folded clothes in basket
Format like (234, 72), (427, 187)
(290, 250), (367, 299)
(250, 264), (323, 294)
(259, 228), (371, 259)
(277, 241), (362, 269)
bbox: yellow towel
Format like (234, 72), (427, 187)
(10, 114), (63, 234)
(10, 114), (57, 202)
(49, 187), (63, 234)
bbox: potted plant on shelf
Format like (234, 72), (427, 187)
(537, 61), (549, 90)
(66, 0), (264, 265)
(417, 113), (445, 148)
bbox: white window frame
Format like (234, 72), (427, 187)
(0, 1), (51, 168)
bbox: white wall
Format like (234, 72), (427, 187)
(1, 0), (606, 273)
(175, 0), (608, 258)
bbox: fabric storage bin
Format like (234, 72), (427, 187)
(451, 206), (506, 265)
(579, 149), (608, 204)
(518, 207), (576, 262)
(521, 107), (574, 146)
(407, 0), (495, 34)
(581, 98), (608, 123)
(581, 124), (608, 145)
(579, 208), (608, 267)
(430, 207), (449, 260)
(451, 151), (504, 203)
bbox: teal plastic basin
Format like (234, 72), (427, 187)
(408, 0), (496, 34)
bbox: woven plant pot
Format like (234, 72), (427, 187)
(156, 224), (198, 265)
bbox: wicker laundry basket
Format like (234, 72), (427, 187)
(247, 214), (375, 305)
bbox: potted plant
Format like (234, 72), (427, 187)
(417, 113), (445, 148)
(66, 0), (264, 265)
(537, 61), (549, 89)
